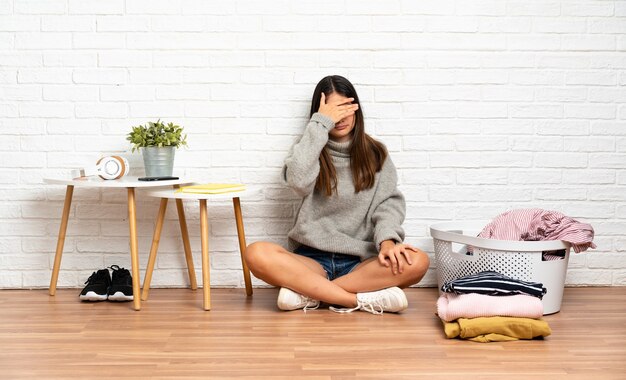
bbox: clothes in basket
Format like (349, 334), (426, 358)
(478, 208), (596, 253)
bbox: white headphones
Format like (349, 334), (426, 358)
(73, 156), (130, 180)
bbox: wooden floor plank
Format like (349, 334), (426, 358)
(0, 287), (624, 379)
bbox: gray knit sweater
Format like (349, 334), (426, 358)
(282, 112), (406, 260)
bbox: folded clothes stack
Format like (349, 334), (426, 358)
(437, 271), (551, 343)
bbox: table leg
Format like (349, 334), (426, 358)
(141, 198), (168, 301)
(199, 199), (211, 311)
(49, 185), (74, 296)
(127, 188), (141, 311)
(233, 197), (253, 296)
(175, 198), (198, 290)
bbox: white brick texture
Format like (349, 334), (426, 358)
(0, 1), (625, 289)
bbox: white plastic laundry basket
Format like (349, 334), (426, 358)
(430, 221), (571, 315)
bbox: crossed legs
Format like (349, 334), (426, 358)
(244, 242), (430, 308)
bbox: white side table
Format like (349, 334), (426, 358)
(44, 176), (192, 311)
(142, 188), (253, 311)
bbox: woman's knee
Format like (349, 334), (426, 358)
(244, 241), (277, 273)
(405, 249), (430, 283)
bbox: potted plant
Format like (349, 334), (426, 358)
(126, 120), (187, 177)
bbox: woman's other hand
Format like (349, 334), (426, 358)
(378, 241), (417, 275)
(318, 92), (359, 124)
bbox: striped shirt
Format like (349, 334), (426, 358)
(478, 208), (596, 253)
(441, 271), (547, 299)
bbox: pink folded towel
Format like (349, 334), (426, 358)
(437, 293), (544, 322)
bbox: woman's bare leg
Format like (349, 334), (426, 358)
(244, 242), (358, 307)
(333, 249), (430, 293)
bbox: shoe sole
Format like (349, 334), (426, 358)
(79, 291), (108, 302)
(107, 292), (133, 302)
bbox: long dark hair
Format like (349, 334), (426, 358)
(309, 75), (388, 196)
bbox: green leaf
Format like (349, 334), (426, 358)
(126, 119), (188, 152)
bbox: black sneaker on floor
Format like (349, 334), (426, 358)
(79, 269), (111, 301)
(107, 265), (133, 302)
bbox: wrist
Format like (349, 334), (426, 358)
(380, 240), (396, 251)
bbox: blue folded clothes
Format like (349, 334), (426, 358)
(441, 271), (547, 299)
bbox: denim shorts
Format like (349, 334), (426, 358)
(294, 245), (362, 281)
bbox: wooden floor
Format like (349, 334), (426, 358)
(0, 287), (625, 380)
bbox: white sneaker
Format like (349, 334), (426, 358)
(330, 287), (408, 315)
(277, 287), (320, 312)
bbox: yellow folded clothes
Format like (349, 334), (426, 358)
(466, 333), (520, 343)
(176, 183), (246, 194)
(442, 316), (551, 342)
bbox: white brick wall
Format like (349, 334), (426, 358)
(1, 0), (625, 289)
